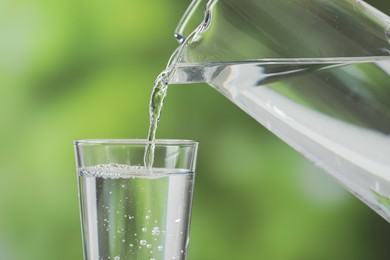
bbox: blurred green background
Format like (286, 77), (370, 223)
(1, 0), (390, 259)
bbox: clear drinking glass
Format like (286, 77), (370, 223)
(74, 139), (198, 260)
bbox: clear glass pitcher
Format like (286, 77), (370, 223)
(167, 0), (390, 222)
(171, 0), (390, 62)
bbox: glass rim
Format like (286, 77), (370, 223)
(74, 139), (198, 146)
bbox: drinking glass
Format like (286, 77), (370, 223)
(74, 139), (198, 260)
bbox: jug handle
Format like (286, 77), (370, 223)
(175, 0), (206, 43)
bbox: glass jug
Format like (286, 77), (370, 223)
(167, 0), (390, 222)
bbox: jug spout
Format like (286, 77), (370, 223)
(174, 0), (206, 43)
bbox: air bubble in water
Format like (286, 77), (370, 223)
(140, 240), (147, 246)
(142, 227), (147, 232)
(146, 244), (152, 249)
(158, 245), (163, 251)
(151, 227), (160, 236)
(114, 256), (120, 260)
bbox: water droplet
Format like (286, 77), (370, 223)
(145, 215), (151, 220)
(122, 239), (126, 243)
(129, 244), (133, 247)
(146, 244), (152, 249)
(114, 256), (120, 260)
(157, 246), (163, 251)
(140, 240), (147, 246)
(142, 227), (147, 232)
